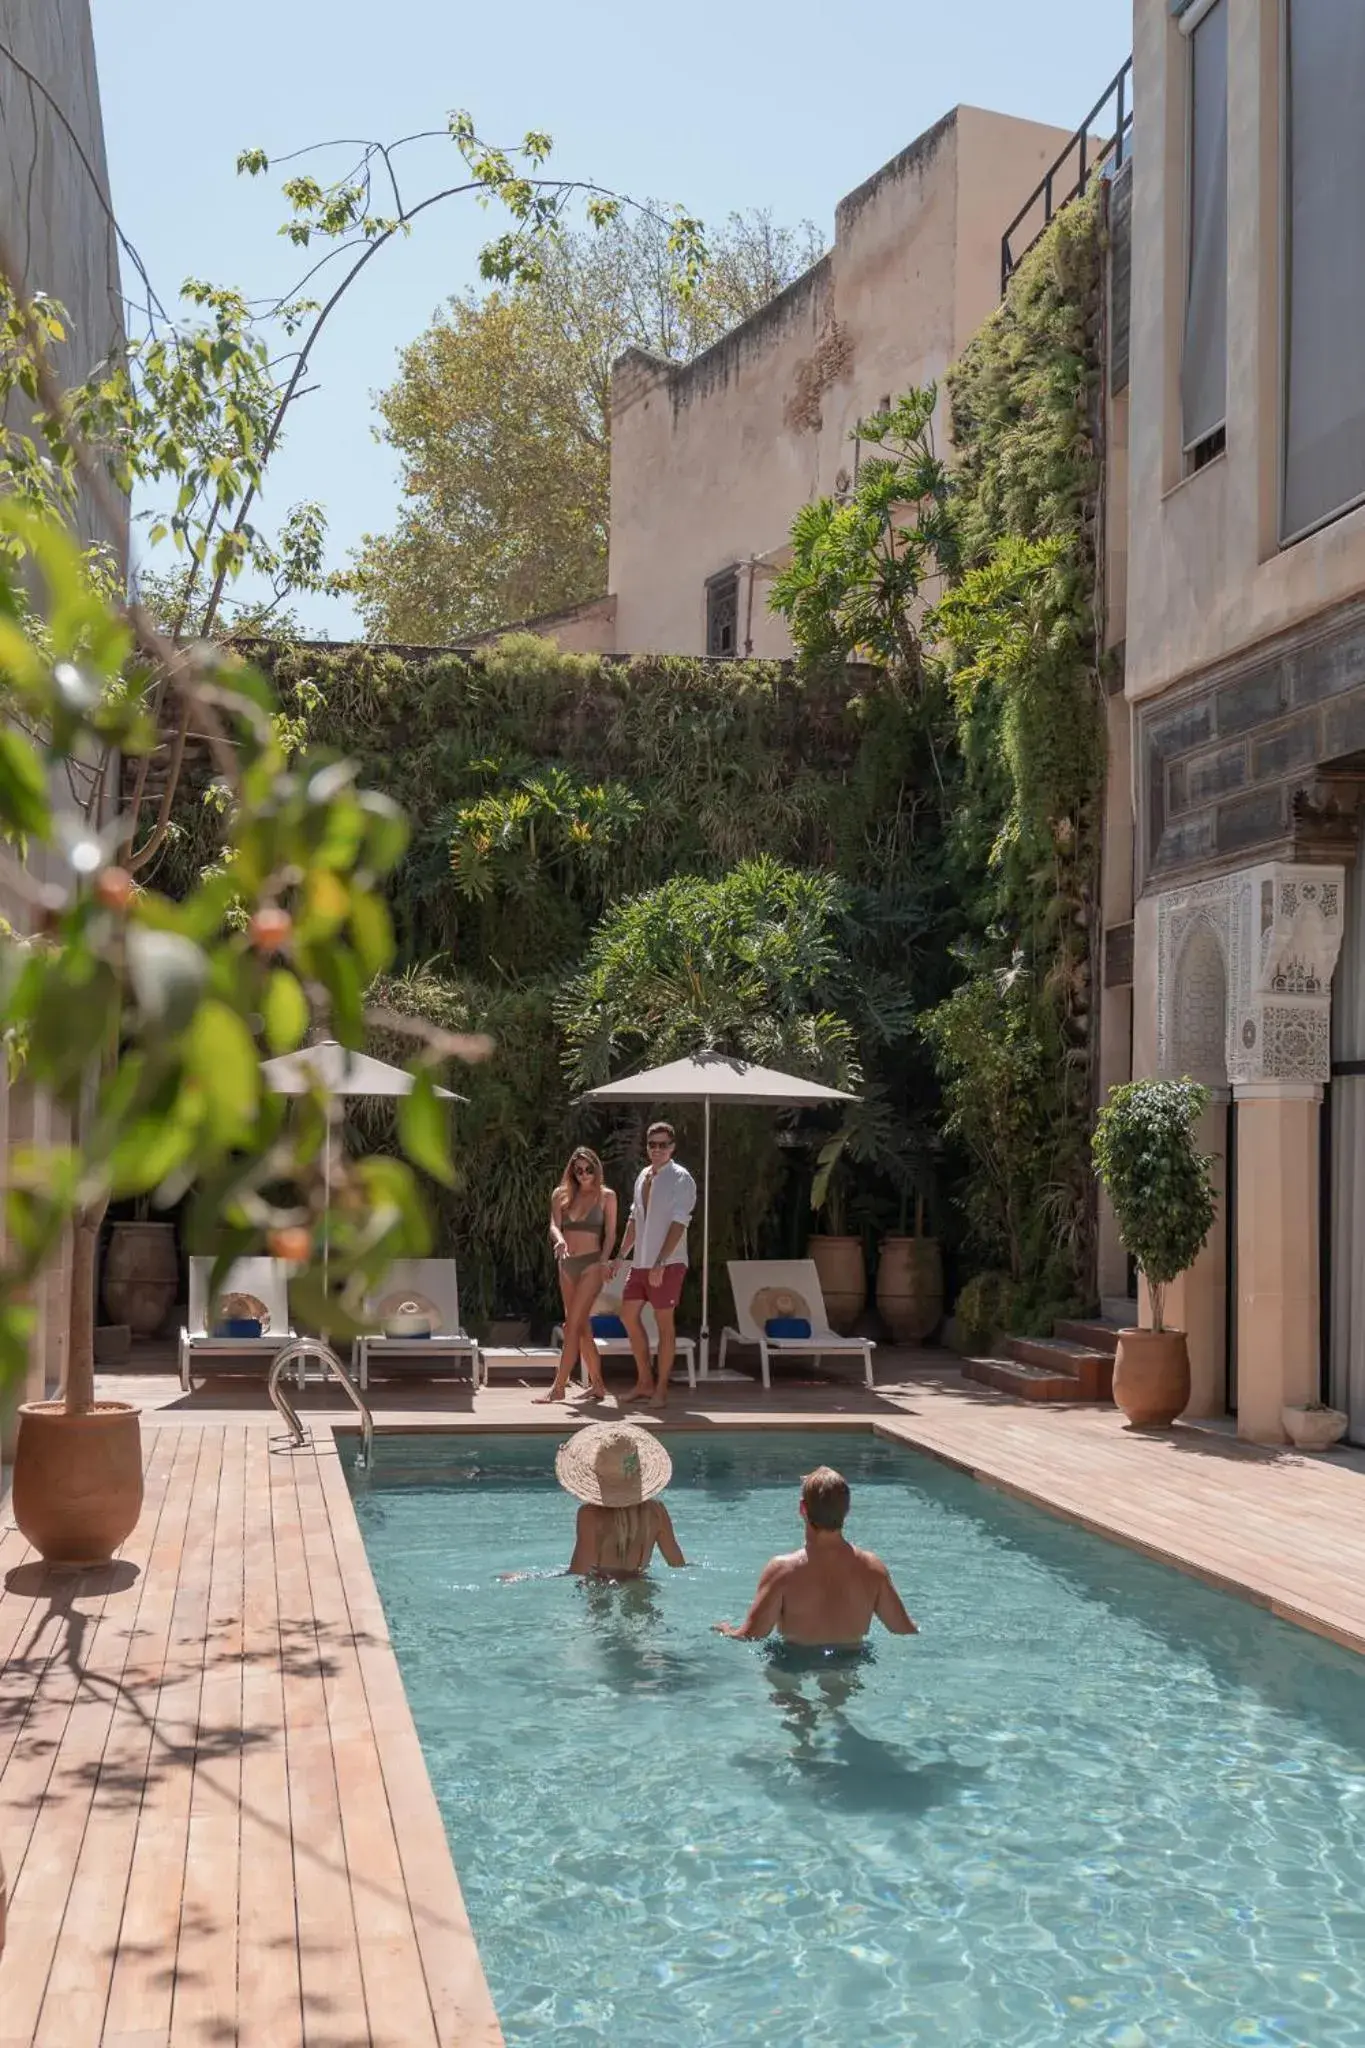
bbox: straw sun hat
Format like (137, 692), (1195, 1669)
(555, 1422), (672, 1507)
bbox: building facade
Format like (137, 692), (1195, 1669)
(1121, 0), (1365, 1442)
(0, 0), (126, 1451)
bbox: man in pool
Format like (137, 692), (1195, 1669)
(712, 1466), (918, 1648)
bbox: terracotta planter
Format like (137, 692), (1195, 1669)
(876, 1236), (944, 1344)
(808, 1236), (866, 1335)
(1112, 1327), (1190, 1428)
(102, 1221), (177, 1339)
(11, 1401), (144, 1566)
(1282, 1403), (1348, 1451)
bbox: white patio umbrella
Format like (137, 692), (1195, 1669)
(579, 1052), (857, 1377)
(261, 1039), (462, 1278)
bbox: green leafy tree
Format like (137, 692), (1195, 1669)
(348, 211), (823, 641)
(769, 386), (958, 679)
(559, 857), (858, 1276)
(1091, 1081), (1216, 1333)
(0, 498), (480, 1407)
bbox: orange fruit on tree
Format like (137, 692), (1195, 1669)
(249, 906), (293, 954)
(95, 867), (134, 912)
(267, 1226), (312, 1264)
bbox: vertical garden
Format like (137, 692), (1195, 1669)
(163, 187), (1109, 1340)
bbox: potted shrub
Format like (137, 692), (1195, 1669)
(1091, 1079), (1217, 1428)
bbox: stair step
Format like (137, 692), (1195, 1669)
(1054, 1319), (1123, 1356)
(962, 1356), (1084, 1403)
(1003, 1334), (1115, 1402)
(1102, 1295), (1138, 1327)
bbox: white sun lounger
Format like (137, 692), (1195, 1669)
(552, 1275), (698, 1392)
(179, 1257), (295, 1390)
(353, 1258), (482, 1390)
(718, 1258), (875, 1390)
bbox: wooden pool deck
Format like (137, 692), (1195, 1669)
(2, 1353), (1365, 2045)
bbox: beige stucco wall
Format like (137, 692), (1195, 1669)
(608, 106), (1071, 659)
(1126, 0), (1365, 709)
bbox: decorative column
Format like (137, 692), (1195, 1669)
(1226, 865), (1344, 1443)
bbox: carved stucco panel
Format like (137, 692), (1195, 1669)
(1156, 862), (1345, 1088)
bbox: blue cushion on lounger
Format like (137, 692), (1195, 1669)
(591, 1314), (628, 1339)
(214, 1316), (263, 1339)
(766, 1316), (812, 1339)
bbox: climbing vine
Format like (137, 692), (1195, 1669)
(924, 182), (1108, 1329)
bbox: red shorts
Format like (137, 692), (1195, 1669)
(623, 1263), (686, 1312)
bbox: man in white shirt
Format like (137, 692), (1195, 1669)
(614, 1121), (696, 1409)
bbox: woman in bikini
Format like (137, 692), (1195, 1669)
(536, 1147), (617, 1404)
(556, 1423), (686, 1577)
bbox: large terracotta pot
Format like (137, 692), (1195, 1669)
(11, 1401), (144, 1565)
(808, 1236), (866, 1335)
(1112, 1328), (1190, 1428)
(876, 1236), (944, 1344)
(102, 1221), (177, 1338)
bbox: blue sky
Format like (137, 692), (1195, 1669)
(91, 0), (1131, 635)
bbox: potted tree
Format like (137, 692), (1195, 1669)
(1091, 1079), (1217, 1428)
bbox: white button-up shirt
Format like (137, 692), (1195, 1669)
(629, 1158), (697, 1269)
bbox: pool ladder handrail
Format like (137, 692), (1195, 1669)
(268, 1336), (375, 1470)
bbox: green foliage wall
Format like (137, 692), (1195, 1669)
(925, 183), (1109, 1328)
(167, 634), (936, 1324)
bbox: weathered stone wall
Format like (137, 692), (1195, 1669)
(606, 104), (1071, 659)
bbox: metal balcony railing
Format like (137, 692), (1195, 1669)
(1001, 55), (1134, 295)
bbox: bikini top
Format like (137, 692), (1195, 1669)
(563, 1200), (605, 1246)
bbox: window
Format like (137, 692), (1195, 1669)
(705, 568), (739, 658)
(1181, 0), (1228, 466)
(1282, 0), (1365, 542)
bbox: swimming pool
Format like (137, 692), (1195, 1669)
(345, 1429), (1365, 2046)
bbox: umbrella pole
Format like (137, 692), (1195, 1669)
(323, 1116), (332, 1291)
(701, 1096), (711, 1378)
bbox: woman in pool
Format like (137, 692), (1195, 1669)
(537, 1146), (617, 1404)
(556, 1421), (687, 1578)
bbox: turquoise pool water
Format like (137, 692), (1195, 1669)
(345, 1431), (1365, 2046)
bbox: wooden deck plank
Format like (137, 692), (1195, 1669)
(168, 1425), (246, 2045)
(268, 1442), (371, 2046)
(100, 1430), (221, 2042)
(236, 1430), (305, 2048)
(26, 1434), (186, 2048)
(1, 1433), (179, 2039)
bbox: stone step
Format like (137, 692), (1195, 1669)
(962, 1356), (1085, 1403)
(1054, 1318), (1123, 1357)
(1102, 1295), (1139, 1327)
(1004, 1334), (1114, 1402)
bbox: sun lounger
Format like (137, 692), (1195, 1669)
(718, 1259), (875, 1389)
(553, 1276), (698, 1392)
(354, 1258), (482, 1390)
(179, 1257), (295, 1390)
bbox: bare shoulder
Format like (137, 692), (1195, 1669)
(853, 1544), (891, 1577)
(762, 1548), (804, 1578)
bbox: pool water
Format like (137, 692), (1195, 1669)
(346, 1431), (1365, 2046)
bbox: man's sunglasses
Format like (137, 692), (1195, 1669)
(646, 1138), (673, 1151)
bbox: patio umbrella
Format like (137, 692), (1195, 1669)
(261, 1039), (462, 1277)
(579, 1052), (858, 1377)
